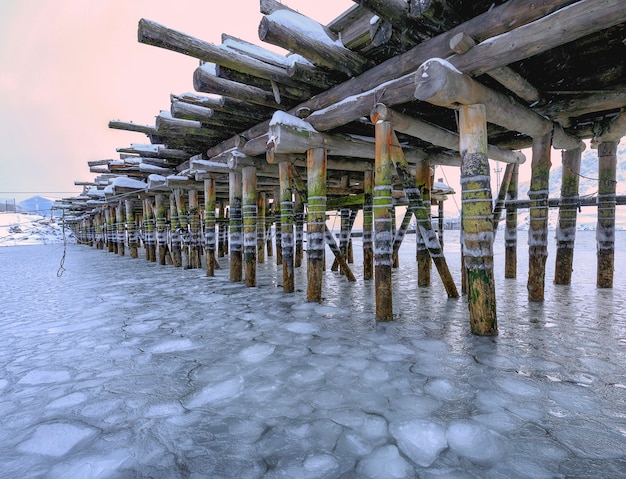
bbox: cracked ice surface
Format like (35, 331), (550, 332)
(1, 232), (625, 478)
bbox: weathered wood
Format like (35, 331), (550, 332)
(257, 191), (266, 263)
(373, 119), (395, 321)
(273, 187), (282, 266)
(307, 148), (327, 302)
(459, 104), (497, 336)
(218, 201), (226, 258)
(415, 160), (431, 287)
(242, 166), (257, 287)
(527, 133), (552, 302)
(294, 191), (304, 268)
(492, 163), (516, 236)
(538, 89), (626, 127)
(138, 18), (306, 88)
(363, 169), (374, 280)
(279, 161), (294, 292)
(116, 201), (125, 257)
(170, 194), (183, 267)
(229, 171), (243, 282)
(193, 66), (287, 110)
(554, 148), (582, 285)
(449, 32), (540, 103)
(155, 194), (169, 266)
(370, 104), (525, 164)
(170, 100), (255, 130)
(505, 164), (519, 279)
(597, 141), (617, 288)
(259, 10), (369, 77)
(172, 92), (276, 122)
(125, 199), (138, 258)
(156, 112), (231, 140)
(108, 121), (156, 136)
(415, 59), (582, 150)
(143, 199), (156, 262)
(372, 106), (459, 299)
(188, 190), (202, 269)
(204, 178), (217, 276)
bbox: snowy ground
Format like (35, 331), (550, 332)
(0, 230), (625, 478)
(0, 212), (74, 246)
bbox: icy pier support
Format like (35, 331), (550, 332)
(306, 147), (327, 302)
(554, 148), (582, 285)
(278, 161), (294, 292)
(504, 164), (519, 279)
(218, 202), (227, 259)
(527, 133), (553, 301)
(274, 187), (282, 266)
(229, 171), (243, 282)
(256, 191), (266, 264)
(204, 178), (217, 276)
(174, 189), (190, 268)
(458, 104), (498, 336)
(363, 170), (374, 280)
(155, 194), (169, 266)
(597, 141), (617, 288)
(415, 160), (432, 287)
(104, 206), (115, 254)
(294, 191), (304, 268)
(242, 166), (257, 287)
(116, 201), (125, 257)
(170, 194), (183, 267)
(125, 199), (138, 259)
(143, 199), (156, 262)
(188, 190), (202, 269)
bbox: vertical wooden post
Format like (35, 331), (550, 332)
(125, 199), (138, 258)
(242, 166), (257, 287)
(307, 147), (327, 302)
(333, 207), (351, 273)
(374, 119), (394, 321)
(174, 189), (189, 268)
(279, 161), (295, 292)
(170, 194), (182, 267)
(144, 199), (156, 262)
(437, 199), (444, 250)
(527, 132), (553, 301)
(94, 212), (103, 250)
(265, 196), (273, 258)
(218, 201), (226, 258)
(363, 169), (374, 280)
(257, 192), (266, 263)
(294, 190), (304, 268)
(459, 104), (498, 336)
(155, 194), (168, 265)
(229, 171), (243, 282)
(104, 207), (114, 253)
(116, 201), (125, 257)
(415, 160), (432, 287)
(597, 140), (617, 288)
(504, 164), (519, 279)
(204, 179), (217, 276)
(554, 148), (582, 285)
(274, 188), (283, 266)
(188, 190), (202, 269)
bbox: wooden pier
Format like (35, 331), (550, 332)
(61, 0), (626, 335)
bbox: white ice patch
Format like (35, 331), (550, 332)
(494, 377), (542, 398)
(18, 369), (71, 385)
(144, 402), (185, 418)
(390, 419), (447, 467)
(150, 339), (197, 354)
(17, 422), (97, 456)
(184, 377), (244, 408)
(47, 392), (88, 409)
(283, 321), (319, 334)
(239, 343), (275, 363)
(357, 445), (413, 478)
(446, 421), (506, 465)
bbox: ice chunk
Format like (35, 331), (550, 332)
(18, 369), (71, 385)
(552, 419), (626, 459)
(184, 377), (244, 408)
(283, 322), (319, 334)
(494, 377), (542, 398)
(47, 392), (88, 409)
(302, 453), (340, 476)
(239, 343), (275, 363)
(390, 419), (447, 467)
(446, 421), (506, 465)
(17, 422), (97, 456)
(45, 449), (132, 479)
(357, 445), (413, 478)
(144, 402), (185, 418)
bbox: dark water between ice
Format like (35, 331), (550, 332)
(0, 231), (625, 478)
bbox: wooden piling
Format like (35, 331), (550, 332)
(218, 201), (226, 258)
(204, 178), (217, 276)
(143, 199), (156, 262)
(265, 196), (273, 258)
(504, 164), (519, 278)
(229, 171), (243, 282)
(257, 191), (266, 263)
(105, 207), (115, 253)
(189, 190), (203, 268)
(279, 161), (295, 292)
(242, 166), (257, 287)
(527, 132), (552, 301)
(170, 194), (183, 267)
(174, 189), (190, 268)
(597, 140), (617, 288)
(363, 169), (374, 280)
(294, 190), (304, 268)
(125, 199), (138, 258)
(458, 104), (498, 336)
(274, 188), (283, 266)
(554, 148), (582, 285)
(116, 201), (125, 257)
(373, 119), (395, 321)
(307, 147), (327, 302)
(155, 194), (169, 265)
(415, 160), (432, 287)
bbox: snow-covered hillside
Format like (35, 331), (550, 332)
(0, 213), (74, 246)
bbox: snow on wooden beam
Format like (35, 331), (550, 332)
(371, 103), (526, 164)
(414, 59), (583, 150)
(155, 111), (231, 139)
(258, 10), (370, 77)
(172, 93), (276, 122)
(594, 111), (626, 145)
(138, 18), (305, 89)
(108, 121), (156, 136)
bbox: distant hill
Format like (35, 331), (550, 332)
(17, 196), (62, 217)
